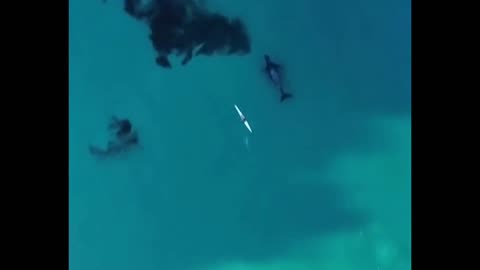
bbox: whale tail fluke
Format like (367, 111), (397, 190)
(280, 92), (293, 102)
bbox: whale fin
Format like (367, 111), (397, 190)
(280, 93), (293, 102)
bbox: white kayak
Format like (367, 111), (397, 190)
(234, 104), (253, 133)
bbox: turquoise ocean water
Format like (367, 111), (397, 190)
(69, 0), (411, 270)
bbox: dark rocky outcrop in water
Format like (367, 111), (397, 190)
(123, 0), (251, 68)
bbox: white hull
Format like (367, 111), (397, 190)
(234, 104), (253, 133)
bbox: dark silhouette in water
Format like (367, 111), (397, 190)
(89, 117), (139, 158)
(156, 55), (172, 68)
(264, 54), (293, 102)
(123, 0), (251, 68)
(108, 117), (132, 138)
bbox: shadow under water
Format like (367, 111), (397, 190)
(123, 0), (251, 69)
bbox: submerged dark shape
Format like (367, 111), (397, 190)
(264, 54), (293, 102)
(123, 0), (251, 68)
(124, 0), (137, 16)
(156, 55), (172, 68)
(89, 117), (139, 158)
(108, 117), (132, 138)
(124, 0), (155, 19)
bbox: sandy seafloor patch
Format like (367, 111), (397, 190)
(69, 0), (411, 270)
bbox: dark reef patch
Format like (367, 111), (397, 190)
(123, 0), (251, 68)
